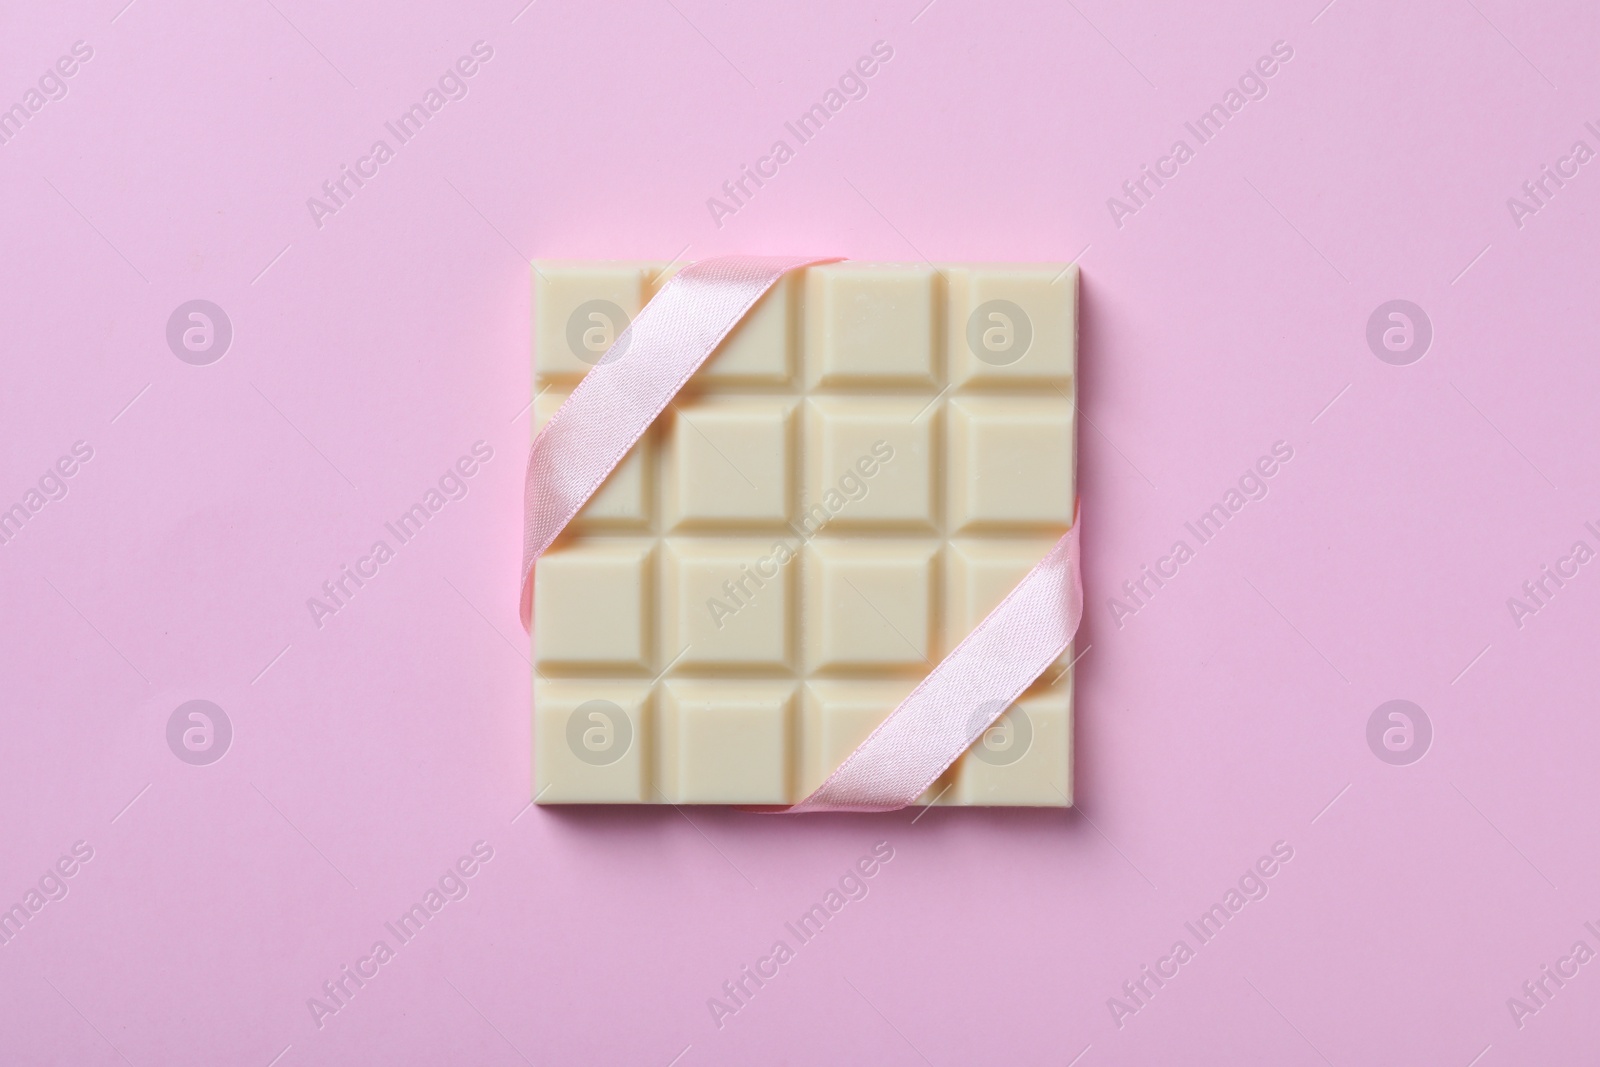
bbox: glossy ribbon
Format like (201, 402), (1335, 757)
(786, 515), (1081, 812)
(520, 256), (834, 628)
(521, 256), (1084, 812)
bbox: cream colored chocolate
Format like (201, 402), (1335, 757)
(532, 261), (1077, 806)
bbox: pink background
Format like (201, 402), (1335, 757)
(2, 0), (1597, 1063)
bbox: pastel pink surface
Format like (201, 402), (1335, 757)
(1, 1), (1597, 1064)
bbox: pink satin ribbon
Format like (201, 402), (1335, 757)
(520, 256), (835, 628)
(522, 256), (1084, 812)
(787, 517), (1081, 812)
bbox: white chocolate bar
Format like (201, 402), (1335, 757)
(532, 261), (1077, 806)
